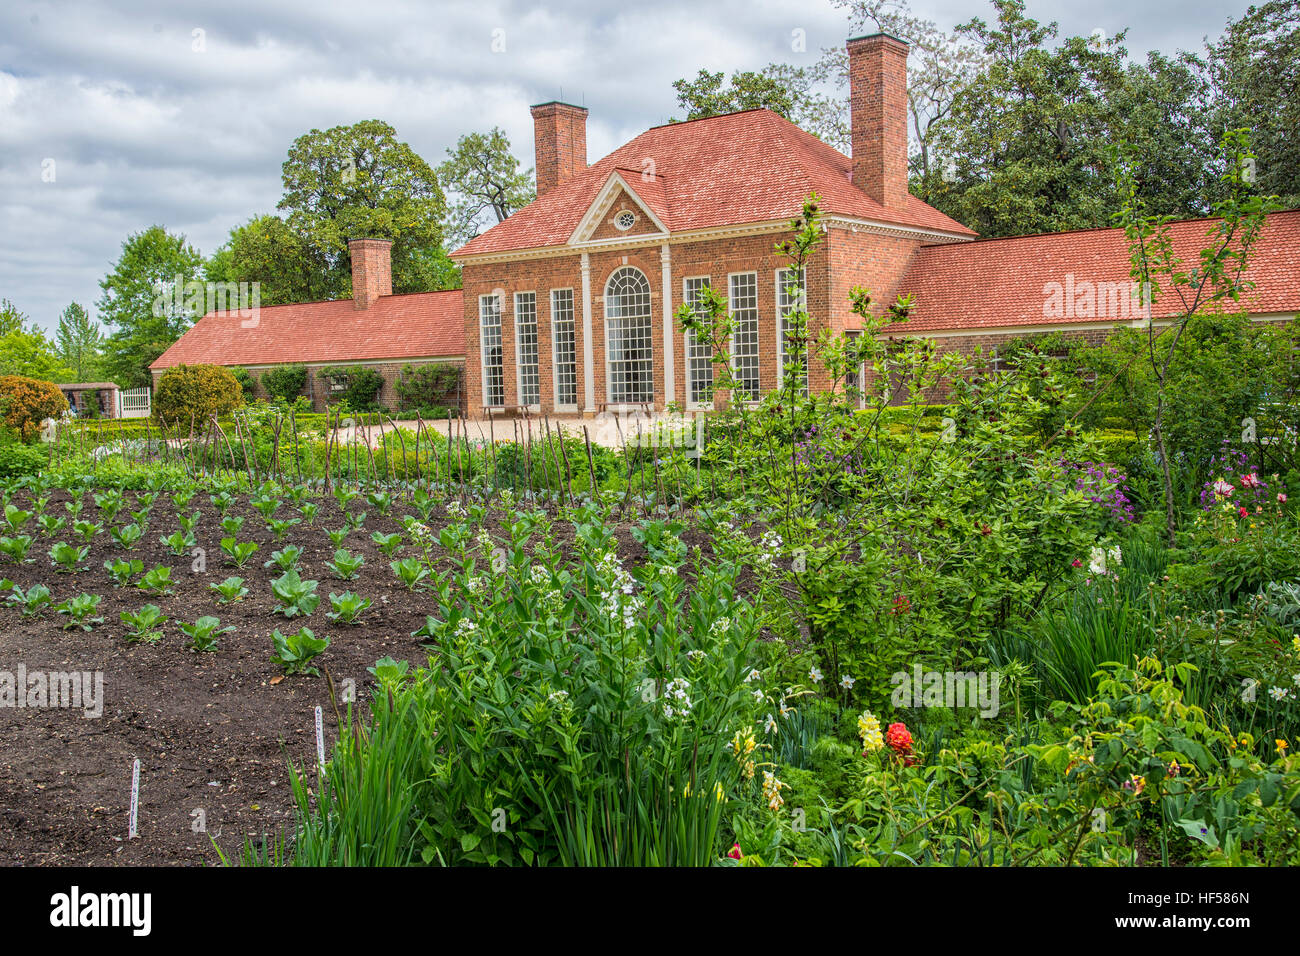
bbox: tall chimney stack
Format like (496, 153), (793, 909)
(530, 101), (588, 197)
(348, 238), (392, 310)
(847, 33), (910, 210)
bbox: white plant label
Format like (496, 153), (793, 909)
(315, 705), (326, 771)
(129, 758), (140, 839)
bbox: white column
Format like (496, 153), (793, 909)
(660, 243), (674, 409)
(581, 252), (595, 412)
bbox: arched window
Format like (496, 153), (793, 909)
(604, 266), (654, 404)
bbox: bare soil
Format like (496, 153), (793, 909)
(0, 489), (661, 866)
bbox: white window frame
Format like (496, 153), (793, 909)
(513, 291), (540, 410)
(728, 271), (760, 401)
(682, 275), (713, 411)
(550, 288), (578, 412)
(776, 267), (808, 397)
(603, 266), (655, 407)
(479, 292), (505, 408)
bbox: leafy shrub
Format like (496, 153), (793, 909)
(262, 364), (307, 404)
(330, 366), (384, 412)
(0, 375), (67, 441)
(154, 364), (242, 426)
(230, 366), (257, 399)
(394, 363), (461, 412)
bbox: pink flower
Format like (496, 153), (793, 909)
(1279, 493), (1288, 504)
(727, 844), (743, 860)
(1240, 473), (1261, 489)
(1212, 480), (1235, 497)
(1071, 558), (1082, 568)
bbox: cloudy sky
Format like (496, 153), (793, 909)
(0, 0), (1254, 334)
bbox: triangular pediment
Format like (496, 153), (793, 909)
(568, 170), (669, 244)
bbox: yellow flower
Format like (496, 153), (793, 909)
(1277, 739), (1289, 757)
(857, 710), (884, 753)
(761, 771), (787, 812)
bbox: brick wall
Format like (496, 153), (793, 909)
(531, 102), (588, 197)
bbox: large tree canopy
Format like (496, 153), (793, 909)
(96, 225), (205, 388)
(437, 128), (535, 249)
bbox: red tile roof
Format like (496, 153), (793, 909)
(887, 210), (1300, 333)
(150, 290), (464, 370)
(453, 109), (975, 257)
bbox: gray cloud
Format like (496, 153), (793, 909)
(0, 0), (1256, 334)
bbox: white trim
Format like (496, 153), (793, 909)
(479, 292), (505, 408)
(567, 170), (670, 245)
(681, 274), (714, 411)
(513, 290), (540, 410)
(234, 356), (465, 371)
(727, 270), (760, 399)
(603, 264), (655, 406)
(550, 287), (579, 413)
(452, 216), (973, 266)
(581, 253), (594, 412)
(660, 243), (674, 407)
(775, 266), (808, 396)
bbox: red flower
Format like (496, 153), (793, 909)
(890, 594), (911, 615)
(727, 844), (743, 860)
(886, 722), (913, 756)
(1238, 506), (1249, 518)
(1071, 558), (1082, 568)
(980, 524), (992, 536)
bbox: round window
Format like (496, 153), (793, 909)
(613, 210), (636, 231)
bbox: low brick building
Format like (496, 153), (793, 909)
(451, 32), (1299, 417)
(150, 239), (466, 414)
(154, 33), (1299, 419)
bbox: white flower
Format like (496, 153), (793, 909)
(446, 500), (466, 518)
(809, 666), (823, 683)
(710, 617), (733, 639)
(764, 713), (778, 734)
(745, 668), (762, 683)
(547, 690), (568, 704)
(1268, 686), (1293, 701)
(686, 649), (706, 663)
(752, 689), (765, 703)
(454, 618), (478, 640)
(840, 675), (856, 690)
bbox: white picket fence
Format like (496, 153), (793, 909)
(118, 387), (151, 419)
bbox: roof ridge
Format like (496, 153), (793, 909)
(923, 208), (1300, 248)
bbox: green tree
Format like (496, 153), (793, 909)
(0, 326), (70, 381)
(437, 128), (534, 248)
(277, 119), (450, 295)
(96, 225), (206, 388)
(0, 299), (28, 337)
(55, 302), (104, 382)
(925, 0), (1131, 237)
(1206, 0), (1300, 207)
(207, 214), (327, 307)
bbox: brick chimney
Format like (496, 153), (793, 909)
(847, 33), (910, 210)
(349, 238), (392, 310)
(530, 101), (588, 197)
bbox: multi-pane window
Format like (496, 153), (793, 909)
(604, 266), (654, 404)
(479, 293), (504, 407)
(514, 292), (539, 407)
(729, 272), (759, 398)
(551, 289), (577, 408)
(683, 276), (713, 407)
(777, 267), (808, 395)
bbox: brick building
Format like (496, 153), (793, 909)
(155, 33), (1299, 417)
(150, 239), (466, 413)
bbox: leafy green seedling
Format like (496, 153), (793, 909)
(109, 523), (144, 550)
(220, 536), (259, 568)
(371, 531), (403, 556)
(181, 615), (232, 652)
(391, 558), (429, 590)
(137, 565), (175, 596)
(49, 541), (90, 573)
(104, 557), (144, 586)
(264, 545), (303, 572)
(210, 576), (249, 604)
(326, 548), (364, 580)
(326, 591), (371, 624)
(0, 534), (34, 563)
(271, 569), (319, 618)
(271, 626), (329, 676)
(9, 583), (53, 618)
(121, 604), (166, 643)
(56, 593), (104, 631)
